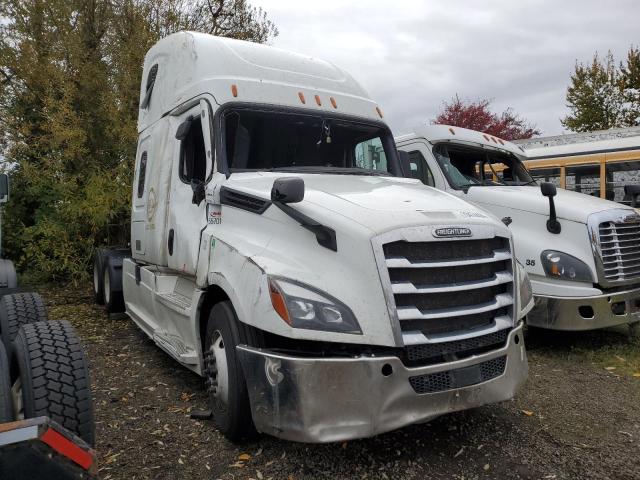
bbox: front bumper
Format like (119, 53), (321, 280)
(528, 286), (640, 330)
(236, 325), (527, 443)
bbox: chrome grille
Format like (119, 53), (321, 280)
(383, 237), (514, 341)
(598, 219), (640, 282)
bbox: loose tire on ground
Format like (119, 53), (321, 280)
(0, 259), (17, 289)
(11, 320), (95, 445)
(103, 252), (127, 314)
(93, 248), (109, 305)
(0, 341), (12, 423)
(0, 292), (48, 351)
(204, 301), (260, 443)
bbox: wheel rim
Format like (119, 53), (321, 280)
(93, 261), (99, 294)
(209, 331), (229, 405)
(104, 268), (110, 304)
(11, 378), (24, 420)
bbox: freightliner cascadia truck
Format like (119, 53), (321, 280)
(397, 125), (640, 335)
(93, 32), (532, 443)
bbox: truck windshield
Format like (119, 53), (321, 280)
(433, 144), (534, 189)
(222, 108), (397, 176)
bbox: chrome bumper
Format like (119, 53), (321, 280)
(528, 286), (640, 331)
(236, 325), (528, 443)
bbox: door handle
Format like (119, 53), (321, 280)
(168, 228), (174, 256)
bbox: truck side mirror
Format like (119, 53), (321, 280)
(624, 184), (640, 208)
(271, 177), (304, 204)
(540, 182), (561, 234)
(0, 174), (9, 204)
(397, 150), (412, 178)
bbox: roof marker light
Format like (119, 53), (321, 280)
(231, 84), (238, 97)
(376, 106), (383, 118)
(298, 92), (306, 104)
(498, 139), (504, 145)
(483, 134), (490, 141)
(315, 95), (322, 106)
(330, 97), (337, 108)
(491, 137), (498, 143)
(448, 127), (456, 135)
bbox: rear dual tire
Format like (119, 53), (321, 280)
(93, 248), (109, 305)
(93, 249), (128, 314)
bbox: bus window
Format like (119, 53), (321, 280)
(565, 164), (601, 197)
(606, 161), (640, 204)
(528, 167), (561, 187)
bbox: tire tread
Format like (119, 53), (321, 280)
(0, 292), (48, 349)
(14, 320), (94, 445)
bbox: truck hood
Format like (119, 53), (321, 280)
(465, 185), (634, 224)
(222, 172), (501, 234)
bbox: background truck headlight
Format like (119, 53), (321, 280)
(268, 277), (362, 334)
(517, 261), (534, 317)
(540, 250), (594, 283)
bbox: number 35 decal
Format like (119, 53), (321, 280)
(526, 259), (536, 266)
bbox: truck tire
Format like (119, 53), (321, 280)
(93, 248), (109, 305)
(11, 321), (95, 446)
(0, 341), (13, 423)
(0, 292), (48, 351)
(204, 301), (259, 442)
(0, 259), (17, 289)
(103, 253), (126, 314)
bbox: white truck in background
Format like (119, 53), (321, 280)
(396, 125), (640, 335)
(93, 32), (531, 443)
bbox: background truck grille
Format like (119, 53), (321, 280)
(408, 356), (507, 394)
(383, 237), (514, 337)
(598, 219), (640, 282)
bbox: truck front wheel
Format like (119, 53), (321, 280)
(204, 301), (257, 443)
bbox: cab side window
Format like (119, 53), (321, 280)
(407, 150), (435, 187)
(354, 137), (388, 172)
(179, 116), (207, 183)
(137, 151), (148, 198)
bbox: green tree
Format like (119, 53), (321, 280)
(0, 0), (277, 283)
(562, 48), (640, 132)
(562, 52), (624, 132)
(619, 46), (640, 126)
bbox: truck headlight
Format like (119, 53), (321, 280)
(268, 277), (362, 334)
(540, 250), (594, 283)
(517, 261), (534, 317)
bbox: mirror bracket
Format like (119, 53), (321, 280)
(541, 182), (561, 234)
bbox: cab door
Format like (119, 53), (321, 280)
(399, 141), (448, 191)
(166, 99), (214, 275)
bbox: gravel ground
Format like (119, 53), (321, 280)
(44, 287), (640, 480)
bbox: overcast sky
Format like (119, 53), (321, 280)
(254, 0), (639, 137)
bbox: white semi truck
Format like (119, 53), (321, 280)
(94, 32), (532, 443)
(396, 125), (640, 334)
